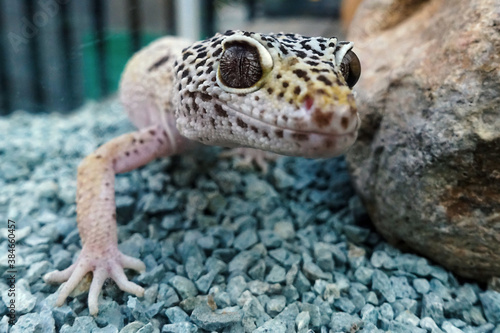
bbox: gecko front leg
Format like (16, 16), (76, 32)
(44, 124), (189, 315)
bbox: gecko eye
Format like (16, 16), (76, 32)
(219, 41), (262, 88)
(339, 50), (361, 88)
(216, 36), (273, 93)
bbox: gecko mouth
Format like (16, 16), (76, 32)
(231, 109), (360, 158)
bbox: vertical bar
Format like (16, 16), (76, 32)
(128, 0), (142, 53)
(59, 0), (76, 111)
(0, 0), (11, 114)
(202, 0), (215, 38)
(92, 0), (108, 97)
(165, 0), (176, 35)
(175, 0), (201, 41)
(246, 0), (257, 21)
(24, 0), (44, 111)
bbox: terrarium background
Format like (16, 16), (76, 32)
(0, 0), (340, 115)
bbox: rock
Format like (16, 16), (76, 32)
(479, 290), (500, 324)
(295, 311), (310, 333)
(190, 303), (243, 331)
(169, 276), (198, 300)
(10, 311), (55, 333)
(345, 0), (500, 281)
(265, 296), (286, 317)
(165, 306), (190, 323)
(162, 322), (198, 333)
(422, 293), (445, 325)
(372, 269), (396, 303)
(329, 312), (362, 332)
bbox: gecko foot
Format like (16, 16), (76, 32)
(219, 148), (281, 173)
(43, 246), (146, 315)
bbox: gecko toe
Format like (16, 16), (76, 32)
(120, 253), (146, 273)
(88, 268), (108, 315)
(43, 263), (77, 284)
(55, 263), (90, 306)
(110, 263), (145, 297)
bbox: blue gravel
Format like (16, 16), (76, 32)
(1, 100), (500, 332)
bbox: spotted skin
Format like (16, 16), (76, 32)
(44, 30), (360, 314)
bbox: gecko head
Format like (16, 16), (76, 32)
(174, 30), (361, 158)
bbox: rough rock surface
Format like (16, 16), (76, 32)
(345, 0), (500, 281)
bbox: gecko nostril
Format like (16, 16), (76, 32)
(341, 116), (349, 130)
(304, 95), (314, 110)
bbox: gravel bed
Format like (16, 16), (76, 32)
(0, 99), (499, 333)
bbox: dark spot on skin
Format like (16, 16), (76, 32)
(254, 96), (259, 101)
(182, 69), (190, 79)
(214, 104), (227, 117)
(132, 138), (136, 144)
(148, 54), (170, 72)
(196, 51), (207, 59)
(317, 75), (332, 86)
(294, 86), (301, 95)
(105, 197), (109, 201)
(267, 42), (273, 48)
(267, 88), (274, 94)
(295, 50), (307, 58)
(182, 51), (193, 61)
(288, 58), (299, 66)
(292, 133), (309, 141)
(158, 138), (164, 144)
(139, 139), (144, 144)
(279, 45), (288, 55)
(149, 129), (156, 135)
(341, 116), (349, 129)
(276, 74), (282, 79)
(293, 69), (310, 81)
(196, 58), (207, 68)
(282, 81), (289, 88)
(237, 118), (247, 128)
(112, 213), (116, 219)
(262, 131), (269, 138)
(275, 129), (283, 138)
(313, 110), (334, 128)
(125, 151), (130, 156)
(211, 77), (216, 82)
(95, 155), (102, 159)
(134, 149), (139, 154)
(250, 126), (258, 133)
(282, 115), (288, 122)
(278, 92), (284, 99)
(200, 93), (212, 102)
(105, 182), (110, 187)
(162, 130), (168, 137)
(212, 47), (222, 57)
(112, 158), (117, 164)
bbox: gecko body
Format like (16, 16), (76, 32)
(44, 30), (361, 314)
